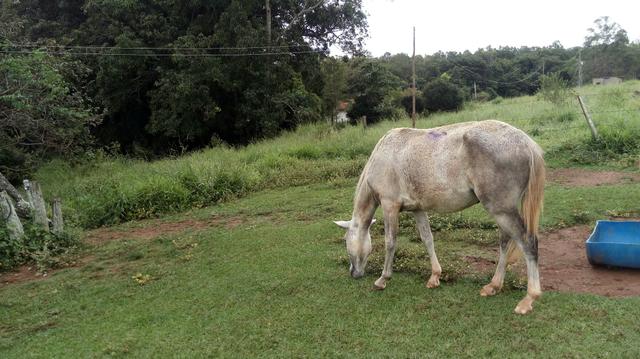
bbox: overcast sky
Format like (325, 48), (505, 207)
(361, 0), (640, 56)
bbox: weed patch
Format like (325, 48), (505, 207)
(0, 221), (79, 272)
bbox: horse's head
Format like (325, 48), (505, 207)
(334, 218), (376, 279)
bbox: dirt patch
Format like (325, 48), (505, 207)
(538, 225), (640, 297)
(0, 265), (50, 286)
(1, 215), (246, 287)
(84, 215), (246, 244)
(547, 168), (640, 187)
(464, 255), (495, 272)
(468, 224), (640, 297)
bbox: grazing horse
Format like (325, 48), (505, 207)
(334, 120), (545, 314)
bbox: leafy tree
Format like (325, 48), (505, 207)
(0, 51), (99, 180)
(347, 59), (402, 123)
(422, 77), (464, 113)
(320, 57), (349, 124)
(582, 17), (636, 80)
(584, 16), (628, 47)
(6, 0), (368, 153)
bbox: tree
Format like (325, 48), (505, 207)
(582, 17), (635, 79)
(0, 51), (99, 180)
(347, 59), (402, 123)
(320, 57), (349, 124)
(584, 16), (628, 47)
(422, 77), (464, 113)
(5, 0), (368, 154)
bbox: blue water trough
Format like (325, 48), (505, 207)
(586, 220), (640, 269)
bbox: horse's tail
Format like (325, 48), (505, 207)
(506, 143), (545, 263)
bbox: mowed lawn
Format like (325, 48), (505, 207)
(2, 179), (640, 357)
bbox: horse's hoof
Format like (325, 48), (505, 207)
(372, 278), (386, 290)
(514, 297), (534, 315)
(480, 284), (498, 297)
(426, 275), (440, 289)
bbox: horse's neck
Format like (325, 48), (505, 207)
(352, 174), (375, 225)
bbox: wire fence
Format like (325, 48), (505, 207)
(439, 88), (640, 140)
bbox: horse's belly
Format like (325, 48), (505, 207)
(421, 188), (479, 213)
(407, 177), (479, 213)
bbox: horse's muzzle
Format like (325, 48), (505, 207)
(350, 265), (364, 279)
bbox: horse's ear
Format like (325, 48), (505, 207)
(333, 220), (351, 229)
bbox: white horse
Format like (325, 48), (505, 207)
(334, 120), (545, 314)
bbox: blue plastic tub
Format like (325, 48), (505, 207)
(586, 220), (640, 269)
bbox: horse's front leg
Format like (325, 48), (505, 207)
(414, 211), (441, 288)
(373, 201), (400, 290)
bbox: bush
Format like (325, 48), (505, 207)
(400, 89), (425, 114)
(586, 122), (640, 156)
(0, 221), (79, 272)
(557, 120), (640, 165)
(422, 78), (464, 112)
(538, 73), (573, 105)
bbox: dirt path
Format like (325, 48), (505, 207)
(547, 168), (640, 187)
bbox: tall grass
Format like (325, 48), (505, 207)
(35, 81), (640, 229)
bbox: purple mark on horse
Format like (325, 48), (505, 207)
(427, 131), (447, 140)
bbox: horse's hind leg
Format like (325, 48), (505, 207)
(373, 201), (401, 290)
(414, 211), (441, 288)
(479, 230), (510, 296)
(490, 211), (541, 314)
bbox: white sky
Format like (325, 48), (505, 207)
(361, 0), (640, 56)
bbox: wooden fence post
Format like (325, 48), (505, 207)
(0, 191), (24, 241)
(29, 181), (49, 232)
(362, 115), (367, 130)
(52, 198), (64, 235)
(577, 96), (600, 140)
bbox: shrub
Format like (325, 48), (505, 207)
(400, 89), (425, 115)
(538, 73), (573, 105)
(422, 78), (464, 112)
(0, 221), (79, 272)
(586, 122), (640, 156)
(557, 120), (640, 165)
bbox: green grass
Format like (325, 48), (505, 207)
(2, 180), (640, 357)
(33, 81), (640, 229)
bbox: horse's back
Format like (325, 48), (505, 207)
(365, 120), (540, 213)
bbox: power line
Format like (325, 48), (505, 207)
(3, 43), (316, 51)
(0, 49), (325, 58)
(452, 64), (543, 86)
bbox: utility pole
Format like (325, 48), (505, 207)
(266, 0), (271, 44)
(473, 81), (477, 100)
(578, 49), (583, 87)
(412, 26), (416, 128)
